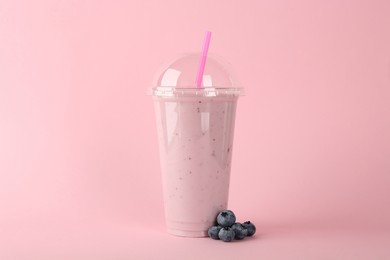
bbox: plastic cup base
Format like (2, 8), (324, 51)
(167, 228), (208, 238)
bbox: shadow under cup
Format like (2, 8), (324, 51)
(151, 87), (241, 237)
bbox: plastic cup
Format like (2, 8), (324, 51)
(150, 54), (243, 237)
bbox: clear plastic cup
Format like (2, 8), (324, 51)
(150, 53), (243, 237)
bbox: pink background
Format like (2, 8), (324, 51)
(1, 0), (390, 259)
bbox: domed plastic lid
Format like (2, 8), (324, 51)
(150, 53), (243, 97)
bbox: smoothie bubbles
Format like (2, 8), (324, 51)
(150, 32), (243, 237)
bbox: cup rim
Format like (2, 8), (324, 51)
(148, 86), (244, 97)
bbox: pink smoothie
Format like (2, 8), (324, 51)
(153, 90), (239, 237)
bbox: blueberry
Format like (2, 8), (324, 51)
(218, 227), (235, 242)
(242, 221), (256, 236)
(231, 223), (248, 240)
(208, 225), (222, 240)
(217, 210), (236, 227)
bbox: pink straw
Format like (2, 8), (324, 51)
(195, 31), (212, 88)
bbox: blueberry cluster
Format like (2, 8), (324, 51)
(208, 210), (256, 242)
